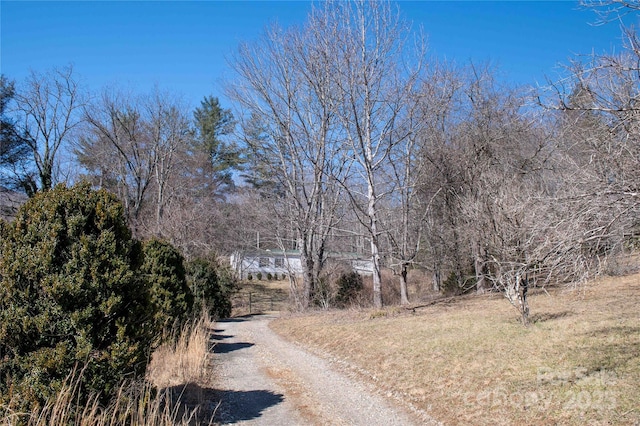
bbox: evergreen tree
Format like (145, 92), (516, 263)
(192, 96), (242, 196)
(141, 238), (194, 332)
(0, 183), (156, 410)
(0, 75), (29, 189)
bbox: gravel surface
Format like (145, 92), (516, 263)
(212, 314), (440, 425)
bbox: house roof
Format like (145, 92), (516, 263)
(239, 249), (301, 257)
(237, 249), (370, 261)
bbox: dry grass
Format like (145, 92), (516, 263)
(145, 312), (219, 423)
(271, 273), (640, 425)
(232, 278), (290, 315)
(147, 314), (213, 389)
(1, 313), (218, 426)
(0, 376), (196, 426)
(239, 278), (291, 293)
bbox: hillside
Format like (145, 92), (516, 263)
(0, 187), (27, 221)
(271, 274), (640, 425)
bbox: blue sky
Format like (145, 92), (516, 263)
(1, 1), (635, 109)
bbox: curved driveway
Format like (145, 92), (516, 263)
(212, 314), (439, 425)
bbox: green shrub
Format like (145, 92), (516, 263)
(266, 272), (273, 281)
(141, 238), (194, 333)
(247, 273), (253, 281)
(186, 257), (236, 319)
(335, 271), (363, 308)
(0, 183), (157, 411)
(257, 272), (262, 280)
(441, 269), (475, 296)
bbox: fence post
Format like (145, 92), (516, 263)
(249, 292), (252, 314)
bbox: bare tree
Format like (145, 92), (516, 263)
(82, 90), (156, 230)
(82, 89), (189, 236)
(415, 64), (583, 324)
(11, 65), (84, 194)
(580, 0), (640, 23)
(539, 9), (640, 277)
(144, 89), (191, 235)
(416, 65), (467, 293)
(328, 0), (427, 308)
(382, 66), (455, 304)
(449, 57), (639, 324)
(228, 9), (347, 309)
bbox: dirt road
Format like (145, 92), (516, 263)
(212, 314), (439, 425)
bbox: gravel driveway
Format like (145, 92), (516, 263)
(212, 314), (440, 425)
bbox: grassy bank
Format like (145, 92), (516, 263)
(232, 278), (290, 315)
(271, 274), (640, 425)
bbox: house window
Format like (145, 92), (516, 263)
(274, 257), (284, 268)
(259, 257), (270, 267)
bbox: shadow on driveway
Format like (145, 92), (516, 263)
(214, 389), (285, 424)
(216, 315), (256, 323)
(160, 384), (284, 425)
(210, 333), (233, 341)
(212, 341), (255, 354)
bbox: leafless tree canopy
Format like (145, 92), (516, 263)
(224, 0), (640, 318)
(3, 1), (639, 322)
(79, 88), (242, 259)
(10, 65), (84, 194)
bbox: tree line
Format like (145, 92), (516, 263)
(2, 0), (640, 324)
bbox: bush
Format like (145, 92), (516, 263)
(441, 269), (475, 296)
(314, 277), (332, 309)
(141, 238), (194, 333)
(0, 183), (157, 411)
(186, 257), (235, 319)
(256, 272), (262, 280)
(335, 272), (364, 308)
(266, 272), (273, 281)
(247, 273), (253, 281)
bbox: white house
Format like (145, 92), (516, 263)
(230, 250), (374, 280)
(230, 250), (302, 280)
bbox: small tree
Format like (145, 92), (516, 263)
(0, 183), (156, 411)
(335, 272), (364, 308)
(141, 238), (194, 333)
(186, 257), (235, 319)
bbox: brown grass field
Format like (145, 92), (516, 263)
(232, 278), (291, 315)
(271, 273), (640, 425)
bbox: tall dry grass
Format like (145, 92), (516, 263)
(0, 312), (217, 426)
(147, 312), (213, 389)
(0, 377), (197, 426)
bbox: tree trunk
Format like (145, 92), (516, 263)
(300, 248), (315, 310)
(505, 271), (530, 326)
(371, 238), (382, 308)
(400, 263), (409, 305)
(519, 274), (529, 326)
(474, 244), (487, 294)
(432, 267), (441, 292)
(368, 184), (383, 309)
